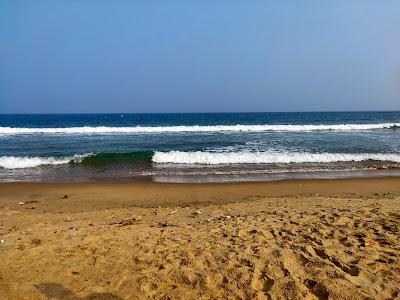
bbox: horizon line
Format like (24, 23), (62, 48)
(1, 110), (400, 115)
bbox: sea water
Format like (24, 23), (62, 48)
(0, 112), (399, 182)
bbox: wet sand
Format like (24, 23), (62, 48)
(0, 178), (400, 299)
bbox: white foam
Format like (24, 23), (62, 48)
(152, 151), (400, 165)
(0, 154), (90, 169)
(0, 123), (399, 135)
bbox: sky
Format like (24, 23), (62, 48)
(0, 1), (399, 113)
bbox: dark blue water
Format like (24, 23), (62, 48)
(0, 112), (399, 182)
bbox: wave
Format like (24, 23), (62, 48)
(152, 151), (400, 165)
(79, 151), (153, 165)
(0, 152), (153, 169)
(0, 123), (399, 135)
(0, 154), (91, 169)
(2, 151), (400, 169)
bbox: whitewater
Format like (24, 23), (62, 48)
(152, 151), (400, 165)
(0, 154), (91, 169)
(0, 123), (399, 135)
(2, 151), (400, 169)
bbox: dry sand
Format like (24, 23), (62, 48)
(0, 178), (399, 299)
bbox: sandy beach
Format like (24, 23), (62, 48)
(1, 178), (399, 299)
(3, 0), (400, 298)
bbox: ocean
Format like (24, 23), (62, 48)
(0, 111), (400, 183)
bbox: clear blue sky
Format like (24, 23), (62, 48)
(0, 1), (399, 113)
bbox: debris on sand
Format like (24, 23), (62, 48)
(110, 216), (142, 226)
(64, 216), (74, 222)
(30, 238), (41, 246)
(192, 210), (203, 217)
(156, 222), (179, 228)
(169, 208), (180, 215)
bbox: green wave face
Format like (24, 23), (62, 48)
(76, 151), (154, 166)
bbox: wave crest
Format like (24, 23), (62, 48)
(2, 151), (400, 169)
(0, 123), (399, 135)
(0, 154), (90, 169)
(152, 151), (400, 165)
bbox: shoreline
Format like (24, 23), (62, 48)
(2, 163), (400, 184)
(1, 177), (400, 212)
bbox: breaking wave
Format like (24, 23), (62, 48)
(0, 154), (91, 169)
(0, 123), (399, 135)
(2, 151), (400, 169)
(152, 151), (400, 165)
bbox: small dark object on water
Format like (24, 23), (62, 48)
(62, 194), (68, 199)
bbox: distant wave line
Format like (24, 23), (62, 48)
(0, 123), (399, 135)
